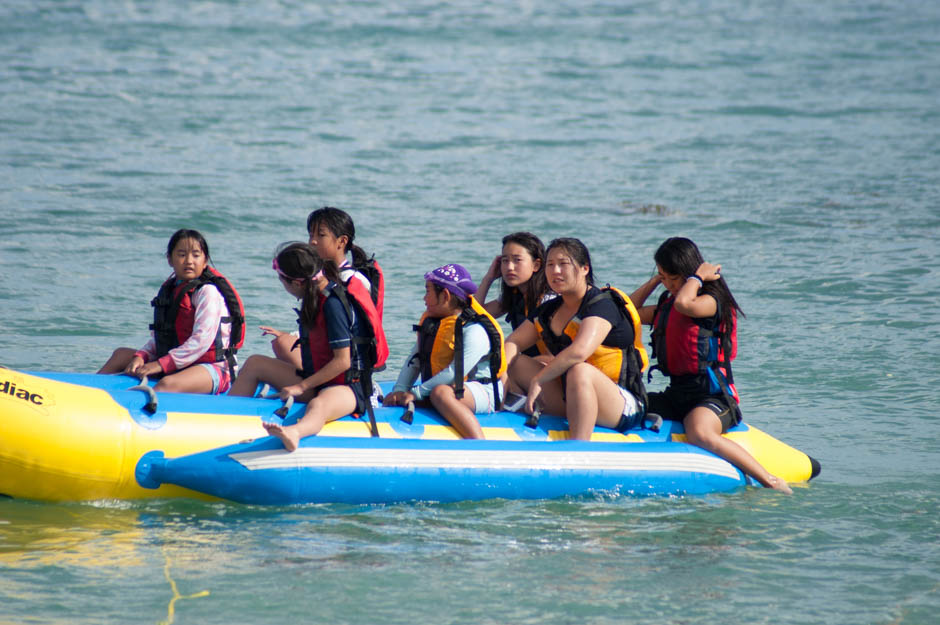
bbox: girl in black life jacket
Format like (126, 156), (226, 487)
(229, 243), (367, 452)
(261, 207), (382, 370)
(97, 229), (242, 395)
(632, 237), (792, 494)
(476, 231), (553, 332)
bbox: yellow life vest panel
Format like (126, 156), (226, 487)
(413, 296), (507, 404)
(533, 286), (648, 400)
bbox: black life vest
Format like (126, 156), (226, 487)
(150, 267), (245, 376)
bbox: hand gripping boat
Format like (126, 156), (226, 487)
(0, 368), (820, 504)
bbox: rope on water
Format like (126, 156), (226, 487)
(158, 546), (210, 625)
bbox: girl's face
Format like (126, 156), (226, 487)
(308, 223), (348, 264)
(544, 248), (588, 295)
(423, 281), (452, 318)
(168, 237), (208, 281)
(657, 265), (685, 297)
(500, 242), (541, 288)
(279, 275), (305, 299)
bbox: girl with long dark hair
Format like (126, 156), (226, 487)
(632, 237), (792, 493)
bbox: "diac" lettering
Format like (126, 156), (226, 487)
(0, 380), (44, 405)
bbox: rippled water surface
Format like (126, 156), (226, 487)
(2, 1), (939, 623)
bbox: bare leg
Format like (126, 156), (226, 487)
(563, 363), (629, 440)
(153, 366), (215, 394)
(271, 334), (303, 368)
(98, 347), (137, 374)
(507, 354), (567, 417)
(228, 354), (303, 397)
(684, 407), (793, 494)
(429, 384), (484, 439)
(263, 385), (358, 451)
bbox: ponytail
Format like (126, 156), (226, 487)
(307, 206), (376, 269)
(349, 243), (370, 268)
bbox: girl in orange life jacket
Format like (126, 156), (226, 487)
(229, 243), (373, 452)
(382, 264), (506, 440)
(503, 238), (647, 440)
(632, 237), (792, 494)
(97, 229), (244, 395)
(261, 207), (384, 369)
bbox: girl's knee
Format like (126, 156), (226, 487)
(240, 354), (269, 374)
(684, 424), (720, 449)
(429, 384), (455, 404)
(243, 354), (264, 366)
(272, 334), (296, 359)
(565, 363), (596, 389)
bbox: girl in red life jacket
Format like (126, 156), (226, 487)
(228, 242), (369, 452)
(261, 206), (383, 369)
(476, 231), (554, 333)
(632, 237), (792, 494)
(97, 229), (241, 395)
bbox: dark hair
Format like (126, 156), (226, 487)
(499, 232), (549, 316)
(275, 242), (343, 330)
(545, 237), (595, 286)
(654, 237), (744, 348)
(428, 282), (469, 310)
(307, 206), (372, 268)
(166, 229), (210, 263)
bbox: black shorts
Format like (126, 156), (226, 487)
(325, 381), (369, 416)
(298, 369), (370, 417)
(646, 388), (738, 433)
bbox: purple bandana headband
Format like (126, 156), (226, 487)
(425, 263), (478, 301)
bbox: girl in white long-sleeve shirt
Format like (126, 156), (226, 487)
(98, 229), (242, 394)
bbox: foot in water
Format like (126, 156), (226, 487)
(768, 475), (793, 495)
(262, 421), (301, 452)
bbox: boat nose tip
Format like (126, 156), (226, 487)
(135, 450), (167, 490)
(808, 455), (822, 480)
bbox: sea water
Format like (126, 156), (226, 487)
(1, 1), (938, 623)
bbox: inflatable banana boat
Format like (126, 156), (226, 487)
(0, 368), (819, 504)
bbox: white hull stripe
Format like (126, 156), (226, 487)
(229, 448), (741, 480)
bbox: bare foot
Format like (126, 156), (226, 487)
(262, 421), (301, 452)
(767, 475), (793, 495)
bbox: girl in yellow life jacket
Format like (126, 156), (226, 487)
(504, 238), (648, 440)
(383, 264), (506, 439)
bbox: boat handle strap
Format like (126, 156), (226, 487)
(400, 400), (415, 424)
(128, 375), (158, 414)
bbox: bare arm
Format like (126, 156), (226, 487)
(673, 262), (721, 318)
(505, 318), (539, 352)
(524, 316), (612, 414)
(631, 273), (663, 325)
(477, 255), (505, 317)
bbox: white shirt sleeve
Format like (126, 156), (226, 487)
(164, 284), (229, 371)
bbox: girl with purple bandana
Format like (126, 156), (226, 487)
(383, 264), (506, 439)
